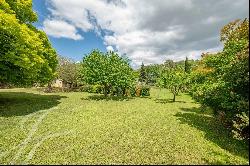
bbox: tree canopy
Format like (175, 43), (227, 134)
(81, 50), (135, 96)
(139, 62), (146, 83)
(0, 0), (57, 86)
(184, 57), (191, 73)
(158, 65), (186, 102)
(57, 56), (81, 88)
(189, 19), (249, 140)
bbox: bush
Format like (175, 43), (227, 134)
(141, 85), (150, 96)
(124, 88), (131, 97)
(129, 84), (150, 97)
(129, 86), (136, 97)
(189, 19), (249, 141)
(79, 85), (93, 93)
(92, 84), (103, 93)
(135, 86), (142, 97)
(78, 84), (104, 94)
(116, 87), (124, 96)
(78, 84), (150, 97)
(232, 112), (249, 141)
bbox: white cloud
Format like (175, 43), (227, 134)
(43, 0), (249, 67)
(43, 19), (83, 40)
(106, 45), (114, 52)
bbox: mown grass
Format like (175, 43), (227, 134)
(0, 88), (248, 164)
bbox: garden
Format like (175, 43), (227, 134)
(0, 0), (249, 165)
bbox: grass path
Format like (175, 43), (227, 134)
(0, 88), (248, 164)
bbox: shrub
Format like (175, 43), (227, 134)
(79, 85), (93, 93)
(129, 86), (136, 97)
(78, 84), (150, 97)
(116, 87), (124, 96)
(129, 84), (150, 97)
(232, 112), (249, 141)
(92, 84), (103, 93)
(135, 86), (142, 97)
(124, 88), (131, 97)
(141, 85), (150, 96)
(189, 19), (249, 141)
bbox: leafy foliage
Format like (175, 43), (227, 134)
(128, 84), (151, 97)
(158, 65), (187, 102)
(144, 64), (162, 85)
(0, 0), (57, 86)
(189, 19), (249, 141)
(79, 85), (93, 93)
(134, 59), (195, 87)
(184, 57), (191, 73)
(140, 85), (150, 96)
(232, 112), (249, 141)
(57, 56), (81, 88)
(4, 0), (37, 23)
(81, 50), (135, 96)
(139, 62), (146, 83)
(78, 84), (103, 93)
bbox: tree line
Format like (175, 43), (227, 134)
(136, 19), (249, 141)
(189, 19), (249, 141)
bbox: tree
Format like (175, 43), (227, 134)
(81, 50), (134, 97)
(184, 57), (191, 73)
(144, 64), (161, 85)
(158, 64), (186, 102)
(57, 56), (81, 88)
(0, 0), (58, 86)
(189, 19), (249, 140)
(164, 59), (175, 69)
(169, 71), (186, 102)
(139, 62), (146, 83)
(4, 0), (37, 23)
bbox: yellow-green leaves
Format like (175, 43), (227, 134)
(0, 1), (57, 85)
(4, 0), (37, 23)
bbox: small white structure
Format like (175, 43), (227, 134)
(52, 79), (64, 88)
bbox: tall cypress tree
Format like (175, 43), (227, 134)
(139, 62), (146, 83)
(184, 57), (191, 73)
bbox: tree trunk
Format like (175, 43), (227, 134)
(173, 94), (176, 102)
(173, 86), (176, 102)
(47, 82), (52, 93)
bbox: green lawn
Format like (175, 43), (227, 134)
(0, 88), (248, 164)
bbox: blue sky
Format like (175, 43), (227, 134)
(32, 0), (249, 67)
(33, 0), (106, 62)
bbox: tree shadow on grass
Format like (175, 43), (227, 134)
(81, 94), (134, 101)
(155, 98), (186, 104)
(0, 92), (67, 117)
(175, 108), (249, 161)
(180, 107), (214, 116)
